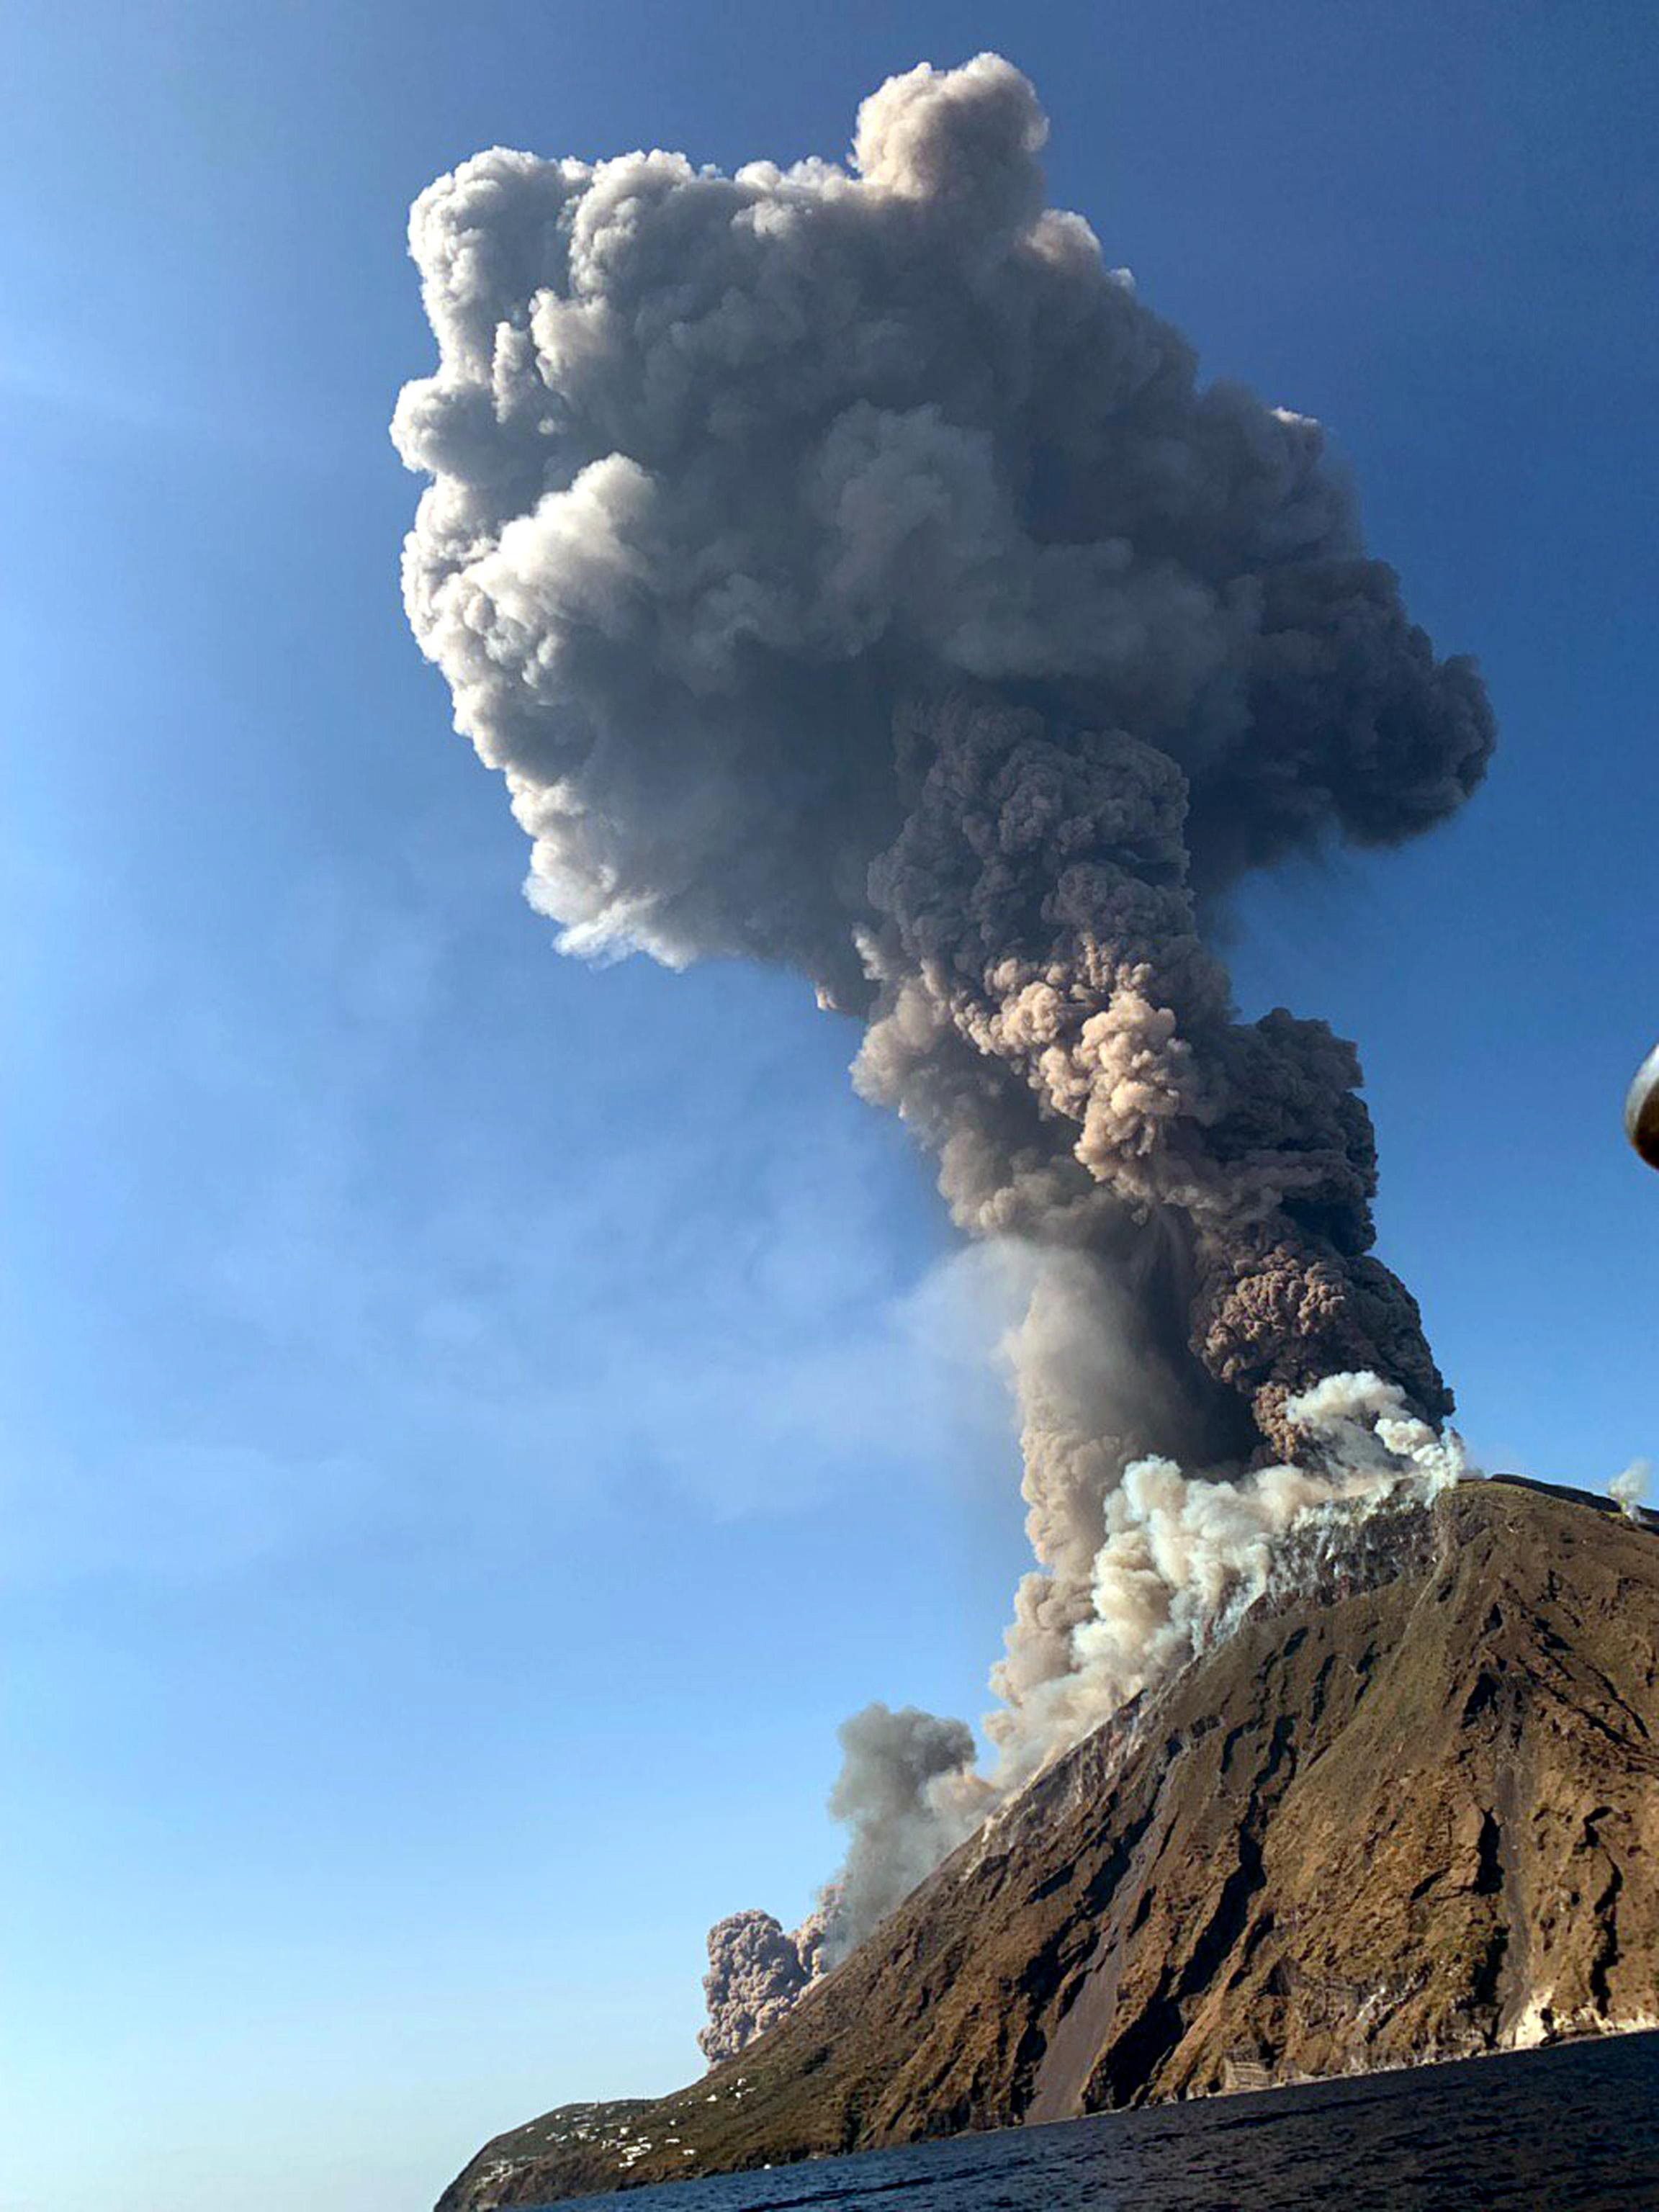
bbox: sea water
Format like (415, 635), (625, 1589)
(528, 2031), (1659, 2211)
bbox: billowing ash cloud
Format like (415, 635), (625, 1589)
(699, 1704), (989, 2044)
(822, 1704), (992, 1963)
(395, 53), (1493, 2042)
(699, 1907), (824, 2067)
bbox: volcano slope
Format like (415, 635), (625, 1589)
(438, 1479), (1659, 2209)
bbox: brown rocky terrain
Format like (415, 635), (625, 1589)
(438, 1478), (1659, 2209)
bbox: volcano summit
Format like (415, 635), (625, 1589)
(438, 1478), (1659, 2207)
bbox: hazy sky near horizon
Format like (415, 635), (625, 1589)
(4, 4), (1656, 2208)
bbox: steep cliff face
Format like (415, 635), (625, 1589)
(439, 1480), (1659, 2209)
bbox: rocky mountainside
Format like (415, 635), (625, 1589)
(438, 1478), (1659, 2209)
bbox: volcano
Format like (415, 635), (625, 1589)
(436, 1477), (1659, 2208)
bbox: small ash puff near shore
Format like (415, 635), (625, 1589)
(392, 53), (1495, 2027)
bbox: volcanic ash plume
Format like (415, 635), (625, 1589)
(700, 1908), (824, 2067)
(394, 53), (1493, 2018)
(822, 1704), (993, 1964)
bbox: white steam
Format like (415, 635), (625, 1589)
(1610, 1459), (1651, 1521)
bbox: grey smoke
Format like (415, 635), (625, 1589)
(822, 1703), (991, 1964)
(698, 1907), (819, 2067)
(700, 1703), (989, 2055)
(395, 53), (1493, 2033)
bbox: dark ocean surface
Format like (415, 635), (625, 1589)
(529, 2031), (1659, 2212)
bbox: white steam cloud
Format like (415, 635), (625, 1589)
(1610, 1459), (1651, 1521)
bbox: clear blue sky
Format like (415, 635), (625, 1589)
(3, 4), (1655, 2208)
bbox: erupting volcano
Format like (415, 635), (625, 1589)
(394, 52), (1497, 2038)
